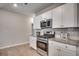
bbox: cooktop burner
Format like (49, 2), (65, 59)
(37, 34), (54, 39)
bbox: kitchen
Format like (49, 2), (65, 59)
(0, 3), (79, 56)
(30, 3), (79, 56)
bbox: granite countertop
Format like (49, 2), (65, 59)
(49, 38), (79, 46)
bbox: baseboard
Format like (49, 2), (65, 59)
(0, 42), (29, 50)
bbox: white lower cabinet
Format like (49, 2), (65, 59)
(60, 47), (76, 56)
(30, 36), (37, 50)
(48, 41), (54, 56)
(48, 40), (76, 56)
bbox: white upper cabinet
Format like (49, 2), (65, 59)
(33, 15), (41, 29)
(33, 10), (52, 29)
(34, 3), (79, 29)
(62, 4), (77, 27)
(52, 3), (78, 28)
(52, 6), (63, 28)
(76, 4), (79, 27)
(41, 10), (52, 20)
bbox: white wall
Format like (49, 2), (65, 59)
(0, 9), (32, 49)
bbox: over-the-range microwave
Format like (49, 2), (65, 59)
(40, 19), (52, 29)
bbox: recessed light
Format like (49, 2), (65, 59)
(13, 3), (18, 7)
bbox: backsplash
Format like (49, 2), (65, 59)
(33, 27), (79, 40)
(54, 27), (79, 40)
(32, 29), (41, 36)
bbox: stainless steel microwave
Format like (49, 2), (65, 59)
(40, 20), (46, 29)
(46, 19), (52, 28)
(40, 19), (52, 29)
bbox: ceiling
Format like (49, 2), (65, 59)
(0, 3), (54, 16)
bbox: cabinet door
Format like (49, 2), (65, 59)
(33, 15), (41, 29)
(52, 6), (63, 28)
(46, 11), (52, 19)
(48, 40), (76, 56)
(48, 41), (54, 56)
(53, 46), (62, 56)
(30, 36), (37, 50)
(63, 3), (77, 27)
(61, 47), (76, 56)
(78, 4), (79, 27)
(32, 37), (37, 49)
(30, 36), (33, 48)
(41, 11), (52, 20)
(53, 46), (76, 56)
(48, 41), (63, 56)
(41, 12), (47, 19)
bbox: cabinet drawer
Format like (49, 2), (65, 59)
(66, 44), (76, 51)
(49, 40), (76, 51)
(52, 41), (66, 48)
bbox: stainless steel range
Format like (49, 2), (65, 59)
(37, 32), (55, 56)
(37, 37), (48, 56)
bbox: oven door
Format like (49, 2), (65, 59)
(37, 40), (48, 55)
(37, 40), (48, 52)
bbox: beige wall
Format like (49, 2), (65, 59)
(0, 10), (32, 48)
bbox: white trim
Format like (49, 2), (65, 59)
(0, 42), (29, 49)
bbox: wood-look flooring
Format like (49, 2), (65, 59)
(0, 44), (40, 56)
